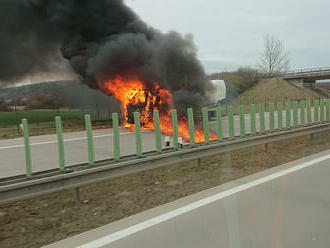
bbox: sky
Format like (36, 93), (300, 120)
(125, 0), (330, 73)
(12, 0), (330, 85)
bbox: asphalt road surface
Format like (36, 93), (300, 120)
(0, 109), (316, 178)
(45, 150), (330, 248)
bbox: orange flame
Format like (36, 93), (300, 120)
(103, 75), (217, 143)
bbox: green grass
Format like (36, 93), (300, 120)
(0, 110), (83, 127)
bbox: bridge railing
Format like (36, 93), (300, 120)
(285, 66), (330, 76)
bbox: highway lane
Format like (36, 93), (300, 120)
(46, 150), (330, 248)
(0, 109), (317, 178)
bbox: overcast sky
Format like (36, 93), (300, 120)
(126, 0), (330, 73)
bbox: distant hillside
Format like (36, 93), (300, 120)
(230, 78), (320, 106)
(0, 81), (121, 112)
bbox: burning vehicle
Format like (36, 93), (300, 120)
(1, 0), (217, 142)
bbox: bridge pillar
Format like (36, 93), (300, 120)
(303, 80), (316, 89)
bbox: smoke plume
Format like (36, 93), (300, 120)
(1, 0), (210, 112)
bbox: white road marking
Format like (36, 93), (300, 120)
(0, 130), (152, 150)
(77, 154), (330, 248)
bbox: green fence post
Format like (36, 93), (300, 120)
(202, 107), (210, 144)
(293, 101), (299, 128)
(259, 103), (265, 133)
(250, 104), (256, 135)
(286, 101), (292, 129)
(238, 105), (246, 137)
(55, 116), (65, 171)
(171, 109), (179, 150)
(187, 108), (195, 147)
(326, 99), (330, 122)
(277, 102), (283, 130)
(314, 99), (320, 124)
(227, 106), (235, 140)
(320, 99), (325, 123)
(112, 113), (120, 161)
(153, 110), (162, 153)
(306, 100), (312, 125)
(269, 103), (275, 132)
(85, 114), (94, 165)
(22, 119), (32, 177)
(300, 101), (306, 126)
(216, 107), (223, 141)
(134, 112), (143, 157)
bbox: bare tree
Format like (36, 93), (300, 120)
(259, 35), (290, 76)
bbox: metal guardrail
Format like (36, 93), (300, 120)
(1, 99), (330, 205)
(1, 123), (330, 205)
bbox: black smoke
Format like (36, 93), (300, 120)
(1, 0), (211, 113)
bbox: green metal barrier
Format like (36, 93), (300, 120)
(55, 116), (65, 171)
(300, 101), (306, 126)
(259, 103), (265, 133)
(202, 107), (210, 144)
(187, 108), (195, 147)
(286, 101), (292, 129)
(22, 119), (32, 177)
(326, 99), (330, 122)
(250, 104), (256, 135)
(269, 103), (275, 132)
(238, 105), (246, 137)
(85, 114), (94, 165)
(314, 99), (320, 124)
(171, 109), (179, 150)
(227, 106), (235, 140)
(306, 100), (312, 124)
(293, 101), (299, 128)
(277, 102), (283, 130)
(153, 110), (162, 153)
(216, 107), (223, 142)
(320, 99), (325, 123)
(112, 113), (120, 161)
(134, 112), (143, 157)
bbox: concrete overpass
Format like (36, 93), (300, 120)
(283, 67), (330, 89)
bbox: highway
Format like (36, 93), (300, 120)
(0, 109), (316, 178)
(45, 150), (330, 248)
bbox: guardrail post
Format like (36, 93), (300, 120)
(55, 116), (65, 171)
(250, 104), (256, 135)
(326, 99), (330, 122)
(300, 101), (306, 126)
(22, 119), (32, 177)
(320, 99), (325, 123)
(153, 110), (162, 153)
(85, 114), (94, 165)
(259, 103), (265, 133)
(314, 99), (320, 124)
(112, 113), (120, 161)
(306, 100), (312, 124)
(216, 107), (223, 141)
(238, 105), (246, 137)
(202, 107), (210, 144)
(227, 106), (235, 140)
(293, 101), (299, 128)
(187, 108), (195, 147)
(171, 109), (179, 150)
(277, 102), (283, 130)
(134, 112), (143, 157)
(286, 101), (292, 129)
(269, 103), (275, 132)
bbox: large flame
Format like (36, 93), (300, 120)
(103, 75), (217, 143)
